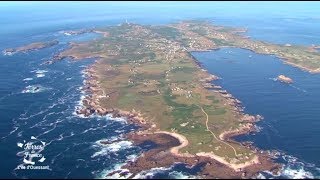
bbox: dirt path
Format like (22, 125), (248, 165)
(196, 105), (261, 171)
(196, 105), (239, 157)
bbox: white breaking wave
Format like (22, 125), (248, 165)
(79, 124), (108, 134)
(30, 69), (48, 78)
(102, 114), (127, 123)
(126, 154), (138, 163)
(36, 73), (45, 78)
(282, 166), (314, 179)
(132, 166), (174, 179)
(21, 85), (50, 93)
(33, 70), (48, 74)
(95, 153), (139, 179)
(114, 129), (126, 134)
(96, 163), (130, 179)
(23, 78), (33, 81)
(64, 32), (72, 36)
(280, 154), (317, 179)
(94, 141), (139, 179)
(256, 173), (267, 179)
(2, 51), (14, 56)
(91, 140), (133, 158)
(168, 171), (197, 179)
(132, 163), (198, 179)
(257, 153), (319, 179)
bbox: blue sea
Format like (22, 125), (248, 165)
(0, 2), (320, 179)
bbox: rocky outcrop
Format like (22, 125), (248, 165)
(277, 75), (293, 84)
(3, 40), (59, 55)
(204, 74), (220, 82)
(240, 114), (263, 123)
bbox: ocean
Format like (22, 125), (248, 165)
(0, 2), (319, 178)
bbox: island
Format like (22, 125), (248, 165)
(3, 40), (59, 55)
(50, 20), (299, 178)
(277, 75), (293, 84)
(21, 20), (320, 178)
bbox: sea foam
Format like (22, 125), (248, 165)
(21, 85), (49, 94)
(23, 78), (33, 81)
(132, 166), (174, 179)
(257, 153), (319, 179)
(91, 140), (133, 158)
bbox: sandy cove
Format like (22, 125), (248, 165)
(153, 131), (260, 172)
(196, 153), (259, 171)
(154, 131), (195, 158)
(126, 130), (281, 179)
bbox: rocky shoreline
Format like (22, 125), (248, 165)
(122, 132), (281, 179)
(3, 40), (59, 55)
(74, 63), (157, 133)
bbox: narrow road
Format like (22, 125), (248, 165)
(197, 105), (239, 157)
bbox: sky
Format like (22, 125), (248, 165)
(1, 1), (319, 14)
(1, 1), (320, 27)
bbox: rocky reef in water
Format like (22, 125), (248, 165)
(277, 75), (293, 84)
